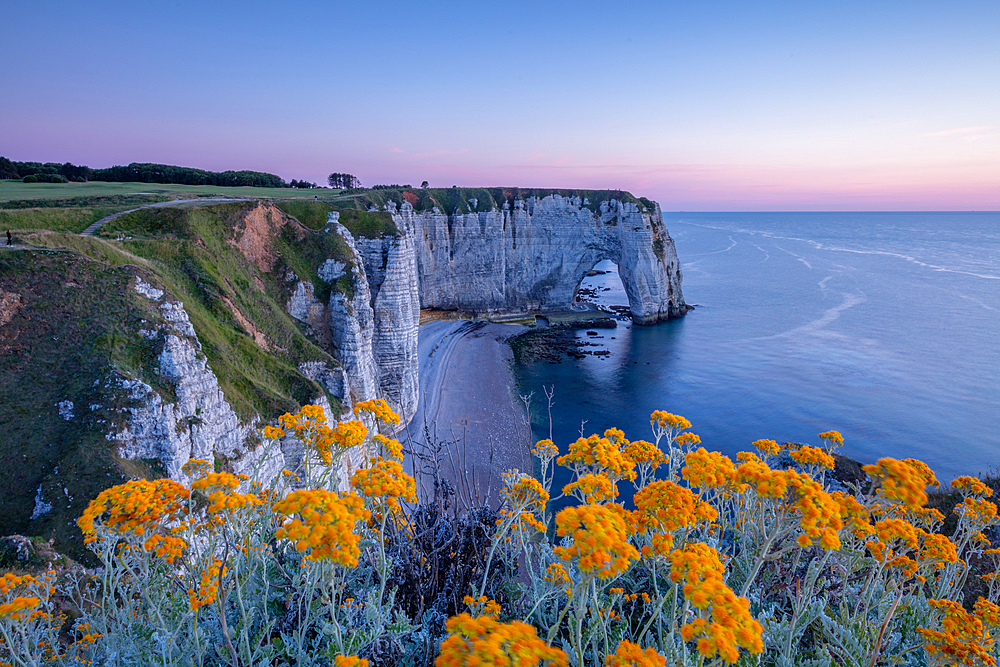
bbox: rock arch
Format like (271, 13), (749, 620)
(393, 194), (686, 324)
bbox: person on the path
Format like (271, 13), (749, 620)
(5, 230), (11, 246)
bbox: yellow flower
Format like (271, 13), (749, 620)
(77, 479), (190, 544)
(863, 458), (937, 510)
(263, 425), (285, 440)
(563, 473), (618, 504)
(463, 595), (502, 619)
(604, 640), (666, 667)
(188, 559), (226, 610)
(670, 543), (764, 664)
(918, 599), (995, 665)
(334, 656), (370, 667)
(435, 614), (568, 667)
(817, 430), (844, 447)
(682, 448), (735, 489)
(352, 457), (417, 508)
(752, 439), (781, 456)
(354, 398), (401, 425)
(953, 476), (994, 498)
(543, 563), (572, 590)
(557, 434), (636, 482)
(788, 445), (835, 471)
(650, 411), (691, 430)
(274, 489), (370, 565)
(532, 439), (559, 460)
(633, 480), (717, 534)
(623, 440), (667, 469)
(373, 433), (404, 460)
(553, 503), (639, 579)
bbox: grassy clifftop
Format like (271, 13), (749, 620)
(1, 200), (359, 556)
(331, 187), (659, 216)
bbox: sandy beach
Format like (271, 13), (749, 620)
(398, 320), (532, 504)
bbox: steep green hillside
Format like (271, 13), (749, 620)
(1, 200), (358, 557)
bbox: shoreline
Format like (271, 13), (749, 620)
(399, 320), (533, 503)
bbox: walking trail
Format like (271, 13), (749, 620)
(79, 197), (248, 236)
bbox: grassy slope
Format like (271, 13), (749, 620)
(0, 250), (167, 557)
(3, 201), (356, 557)
(0, 180), (344, 202)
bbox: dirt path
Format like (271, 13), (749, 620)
(79, 197), (249, 236)
(399, 320), (532, 504)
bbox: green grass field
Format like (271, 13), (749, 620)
(0, 180), (345, 202)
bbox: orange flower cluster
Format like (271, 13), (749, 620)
(77, 478), (190, 543)
(604, 640), (666, 667)
(191, 470), (261, 514)
(817, 430), (844, 447)
(188, 559), (225, 610)
(673, 432), (702, 448)
(543, 563), (572, 593)
(273, 489), (369, 565)
(0, 574), (48, 621)
(354, 398), (401, 425)
(752, 439), (782, 456)
(532, 439), (559, 461)
(954, 476), (994, 497)
(435, 614), (568, 667)
(499, 472), (549, 532)
(463, 595), (502, 619)
(623, 440), (667, 470)
(670, 543), (764, 664)
(557, 434), (637, 482)
(332, 420), (369, 451)
(830, 491), (874, 539)
(683, 448), (736, 489)
(142, 534), (188, 564)
(554, 503), (639, 579)
(334, 656), (370, 667)
(633, 480), (717, 535)
(733, 457), (787, 498)
(920, 533), (959, 568)
(275, 405), (368, 464)
(563, 474), (618, 504)
(863, 458), (938, 510)
(956, 497), (1000, 532)
(373, 433), (404, 460)
(352, 457), (417, 509)
(650, 411), (691, 430)
(789, 445), (835, 471)
(784, 473), (843, 550)
(918, 599), (996, 666)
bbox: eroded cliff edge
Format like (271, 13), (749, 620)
(391, 194), (685, 324)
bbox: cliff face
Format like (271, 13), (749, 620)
(112, 278), (282, 484)
(354, 230), (420, 423)
(392, 195), (685, 324)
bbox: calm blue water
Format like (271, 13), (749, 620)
(514, 212), (1000, 482)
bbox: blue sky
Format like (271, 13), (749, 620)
(2, 0), (998, 209)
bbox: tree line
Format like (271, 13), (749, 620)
(0, 157), (324, 189)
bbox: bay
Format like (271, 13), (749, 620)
(514, 212), (1000, 482)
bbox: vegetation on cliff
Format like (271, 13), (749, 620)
(3, 402), (997, 666)
(0, 201), (367, 556)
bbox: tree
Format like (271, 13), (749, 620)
(327, 172), (360, 189)
(0, 157), (17, 180)
(421, 180), (429, 188)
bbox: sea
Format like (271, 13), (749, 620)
(513, 212), (1000, 483)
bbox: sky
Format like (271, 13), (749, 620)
(2, 0), (998, 210)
